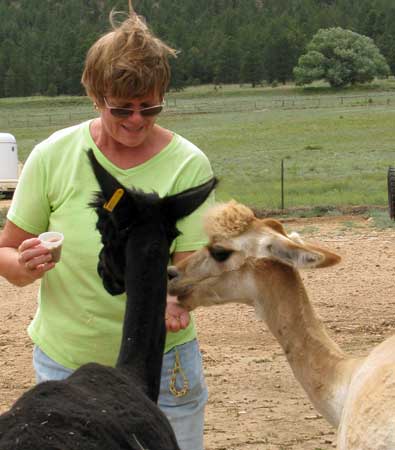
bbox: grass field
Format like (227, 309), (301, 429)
(1, 81), (395, 214)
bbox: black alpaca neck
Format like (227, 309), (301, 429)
(117, 223), (169, 402)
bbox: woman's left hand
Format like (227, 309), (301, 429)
(166, 251), (194, 332)
(165, 295), (190, 332)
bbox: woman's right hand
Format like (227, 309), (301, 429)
(0, 220), (57, 287)
(17, 237), (56, 283)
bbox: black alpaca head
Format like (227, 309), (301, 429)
(87, 149), (217, 296)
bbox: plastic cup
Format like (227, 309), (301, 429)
(38, 231), (64, 262)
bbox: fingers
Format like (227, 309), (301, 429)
(17, 238), (55, 278)
(17, 237), (42, 255)
(178, 309), (190, 329)
(165, 300), (190, 332)
(25, 261), (56, 279)
(25, 258), (55, 272)
(21, 253), (53, 269)
(165, 314), (178, 332)
(166, 315), (185, 332)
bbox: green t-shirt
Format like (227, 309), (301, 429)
(7, 120), (214, 370)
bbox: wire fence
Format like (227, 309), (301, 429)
(165, 92), (395, 114)
(1, 92), (395, 129)
(0, 111), (96, 129)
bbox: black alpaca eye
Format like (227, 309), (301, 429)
(208, 246), (233, 262)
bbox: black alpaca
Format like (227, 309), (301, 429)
(0, 149), (217, 450)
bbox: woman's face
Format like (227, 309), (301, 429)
(98, 92), (163, 149)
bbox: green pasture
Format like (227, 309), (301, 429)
(1, 82), (395, 212)
(161, 107), (395, 208)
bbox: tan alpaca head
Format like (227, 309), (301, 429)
(167, 201), (341, 313)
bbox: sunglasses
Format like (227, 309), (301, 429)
(103, 97), (164, 118)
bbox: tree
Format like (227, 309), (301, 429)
(359, 2), (395, 76)
(263, 16), (305, 84)
(294, 27), (390, 87)
(239, 26), (265, 87)
(4, 68), (18, 97)
(214, 37), (241, 84)
(240, 47), (264, 87)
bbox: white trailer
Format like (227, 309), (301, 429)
(0, 133), (18, 198)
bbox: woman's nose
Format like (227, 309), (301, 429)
(167, 266), (179, 281)
(127, 111), (145, 123)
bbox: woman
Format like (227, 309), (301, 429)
(0, 10), (214, 450)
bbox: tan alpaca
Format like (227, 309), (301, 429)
(167, 200), (395, 450)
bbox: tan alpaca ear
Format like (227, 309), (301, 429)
(257, 234), (340, 269)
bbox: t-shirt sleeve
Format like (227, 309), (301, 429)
(7, 146), (51, 235)
(171, 151), (215, 254)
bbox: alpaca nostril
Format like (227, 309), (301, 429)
(167, 266), (179, 281)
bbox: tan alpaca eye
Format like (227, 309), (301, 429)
(208, 246), (233, 262)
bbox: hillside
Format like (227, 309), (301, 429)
(0, 0), (395, 96)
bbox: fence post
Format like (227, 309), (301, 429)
(281, 159), (284, 210)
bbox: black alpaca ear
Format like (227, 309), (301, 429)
(87, 149), (126, 201)
(162, 177), (218, 222)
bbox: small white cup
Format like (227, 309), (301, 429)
(38, 231), (64, 262)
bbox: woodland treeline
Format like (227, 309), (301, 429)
(1, 0), (395, 97)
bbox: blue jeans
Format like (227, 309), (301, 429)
(33, 339), (208, 450)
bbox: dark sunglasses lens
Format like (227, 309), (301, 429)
(110, 108), (133, 118)
(140, 106), (163, 116)
(109, 105), (163, 118)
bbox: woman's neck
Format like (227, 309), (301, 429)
(89, 119), (173, 169)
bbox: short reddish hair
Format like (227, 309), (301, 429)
(81, 12), (177, 104)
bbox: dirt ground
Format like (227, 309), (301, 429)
(0, 210), (394, 450)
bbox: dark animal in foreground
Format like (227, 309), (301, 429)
(0, 149), (216, 450)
